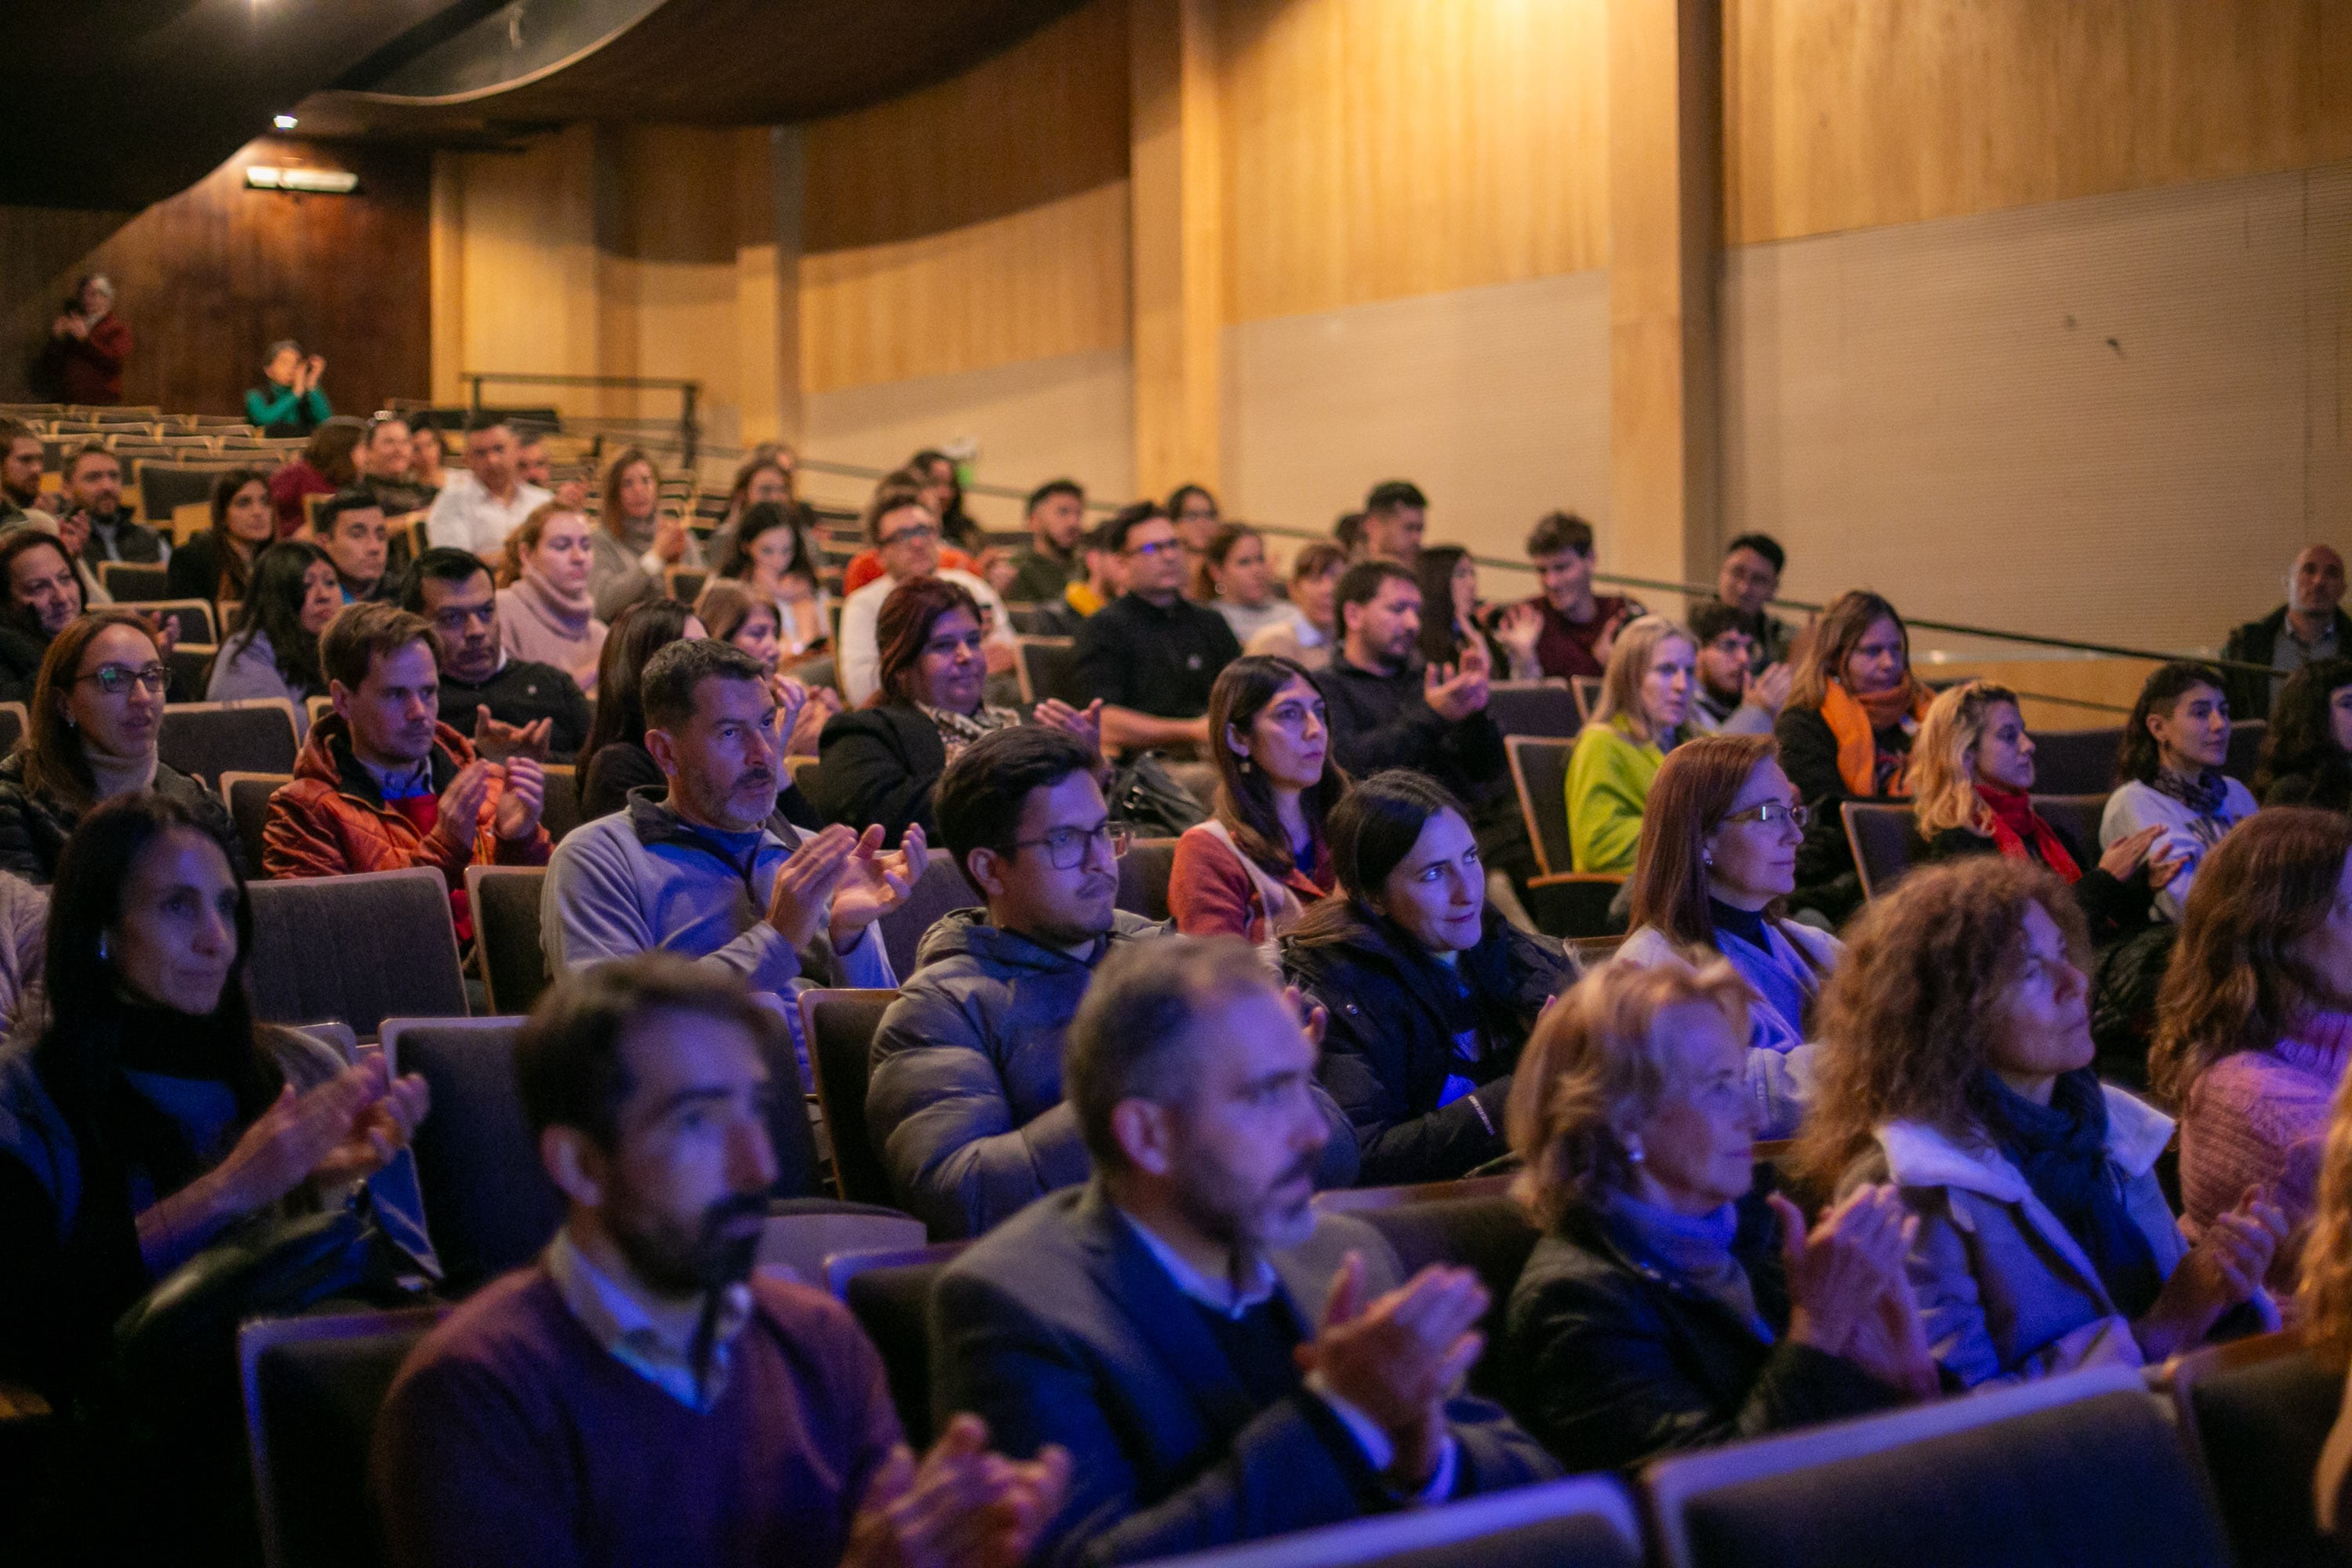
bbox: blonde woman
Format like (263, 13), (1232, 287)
(495, 503), (608, 695)
(586, 447), (699, 619)
(1565, 614), (1694, 873)
(1502, 957), (1929, 1472)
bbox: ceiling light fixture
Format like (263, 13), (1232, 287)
(274, 114), (298, 130)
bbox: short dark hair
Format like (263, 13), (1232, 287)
(1291, 540), (1347, 582)
(316, 488), (385, 533)
(1063, 936), (1279, 1169)
(1724, 532), (1786, 574)
(2118, 661), (2230, 787)
(1026, 478), (1084, 514)
(514, 953), (784, 1147)
(463, 411), (512, 437)
(0, 417), (35, 449)
(64, 441), (114, 478)
(640, 637), (766, 733)
(1527, 510), (1595, 559)
(935, 724), (1100, 892)
(1687, 600), (1748, 645)
(321, 601), (434, 691)
(1334, 560), (1417, 622)
(400, 546), (492, 612)
(1364, 481), (1426, 516)
(1104, 500), (1171, 554)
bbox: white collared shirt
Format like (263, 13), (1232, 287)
(545, 1226), (756, 1411)
(425, 470), (554, 559)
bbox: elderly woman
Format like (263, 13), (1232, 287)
(1502, 958), (1928, 1472)
(0, 612), (240, 884)
(1283, 769), (1573, 1185)
(1169, 655), (1342, 949)
(1618, 733), (1837, 1138)
(1566, 615), (1696, 874)
(1796, 855), (2284, 1387)
(495, 502), (608, 695)
(2101, 661), (2257, 924)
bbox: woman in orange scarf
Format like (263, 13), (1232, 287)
(1773, 590), (1933, 920)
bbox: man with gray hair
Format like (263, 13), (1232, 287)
(933, 935), (1555, 1565)
(2223, 543), (2351, 722)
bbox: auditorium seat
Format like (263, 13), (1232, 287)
(800, 988), (900, 1207)
(219, 771), (290, 875)
(1486, 680), (1585, 740)
(1314, 1179), (1534, 1400)
(1645, 1364), (2232, 1568)
(239, 1306), (443, 1568)
(97, 560), (171, 601)
(466, 864), (550, 1015)
(2034, 793), (2109, 858)
(161, 699), (299, 780)
(1523, 872), (1626, 940)
(0, 700), (27, 757)
(1116, 836), (1178, 923)
(877, 854), (975, 979)
(2027, 726), (2125, 797)
(247, 869), (468, 1039)
(1014, 635), (1076, 706)
(2224, 720), (2267, 787)
(146, 596), (219, 643)
(1506, 736), (1577, 877)
(2169, 1330), (2352, 1568)
(539, 762), (583, 844)
(1841, 801), (1915, 899)
(1138, 1474), (1642, 1568)
(827, 1240), (971, 1447)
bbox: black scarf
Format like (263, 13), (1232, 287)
(2150, 766), (2229, 818)
(1977, 1068), (2162, 1319)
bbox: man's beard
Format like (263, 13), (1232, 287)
(609, 1189), (769, 1298)
(1173, 1145), (1323, 1265)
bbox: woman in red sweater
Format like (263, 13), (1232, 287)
(1169, 654), (1345, 949)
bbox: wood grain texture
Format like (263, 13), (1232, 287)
(1216, 0), (1610, 324)
(1130, 0), (1225, 498)
(1725, 0), (2352, 245)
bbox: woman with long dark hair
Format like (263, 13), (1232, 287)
(2100, 660), (2256, 923)
(713, 499), (829, 660)
(1169, 655), (1343, 946)
(2257, 656), (2352, 811)
(205, 542), (340, 732)
(268, 416), (363, 536)
(1201, 524), (1297, 647)
(579, 598), (704, 820)
(1413, 543), (1542, 681)
(167, 466), (276, 604)
(1282, 769), (1573, 1184)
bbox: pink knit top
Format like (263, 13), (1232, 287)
(2178, 1010), (2352, 1238)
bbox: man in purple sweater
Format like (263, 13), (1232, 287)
(372, 956), (1067, 1568)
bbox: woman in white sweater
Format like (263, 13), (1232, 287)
(2100, 662), (2258, 922)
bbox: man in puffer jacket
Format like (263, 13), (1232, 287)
(867, 726), (1356, 1237)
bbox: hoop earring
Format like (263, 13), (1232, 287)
(97, 935), (110, 962)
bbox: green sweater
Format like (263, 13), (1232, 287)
(1566, 720), (1664, 873)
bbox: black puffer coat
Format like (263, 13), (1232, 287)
(0, 751), (242, 886)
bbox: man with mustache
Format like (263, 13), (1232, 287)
(263, 603), (550, 938)
(374, 955), (1069, 1568)
(934, 936), (1555, 1565)
(544, 639), (916, 1054)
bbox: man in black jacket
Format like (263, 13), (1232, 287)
(1070, 503), (1240, 754)
(2222, 544), (2350, 722)
(405, 547), (593, 761)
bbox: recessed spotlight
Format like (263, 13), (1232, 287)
(274, 114), (298, 130)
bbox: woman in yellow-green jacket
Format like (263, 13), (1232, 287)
(1566, 615), (1697, 872)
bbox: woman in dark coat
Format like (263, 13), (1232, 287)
(2256, 656), (2352, 811)
(1280, 769), (1573, 1185)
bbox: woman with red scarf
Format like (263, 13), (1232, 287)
(1912, 680), (2178, 942)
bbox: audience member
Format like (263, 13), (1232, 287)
(1032, 517), (1125, 637)
(1171, 656), (1342, 947)
(2154, 808), (2352, 1260)
(270, 417), (362, 535)
(1415, 544), (1543, 683)
(1566, 615), (1696, 874)
(244, 339), (330, 437)
(2102, 661), (2256, 922)
(1283, 771), (1572, 1183)
(1167, 482), (1221, 593)
(1795, 856), (2282, 1385)
(405, 547), (593, 764)
(1618, 735), (1837, 1138)
(373, 954), (1063, 1568)
(0, 417), (51, 528)
(840, 465), (983, 597)
(1243, 539), (1345, 671)
(407, 421), (449, 499)
(1502, 958), (1928, 1472)
(579, 600), (703, 818)
(2256, 655), (2352, 809)
(811, 579), (1098, 844)
(0, 612), (238, 884)
(1070, 502), (1242, 753)
(1776, 589), (1932, 920)
(493, 502), (608, 695)
(1202, 524), (1294, 647)
(44, 274), (129, 405)
(314, 488), (394, 603)
(514, 430), (586, 511)
(55, 443), (168, 566)
(1359, 480), (1428, 564)
(2224, 544), (2350, 723)
(911, 446), (984, 553)
(2299, 1067), (2352, 1531)
(1686, 599), (1788, 736)
(838, 480), (1015, 708)
(358, 411), (434, 516)
(165, 466), (274, 603)
(0, 531), (85, 702)
(933, 935), (1549, 1563)
(588, 446), (699, 619)
(264, 603), (550, 935)
(1714, 533), (1795, 673)
(0, 871), (45, 1042)
(425, 414), (552, 564)
(544, 641), (911, 1034)
(1007, 478), (1089, 604)
(713, 500), (828, 661)
(692, 579), (838, 751)
(1522, 511), (1635, 681)
(865, 726), (1192, 1236)
(1334, 509), (1367, 559)
(699, 449), (797, 570)
(206, 541), (338, 735)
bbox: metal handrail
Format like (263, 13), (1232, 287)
(459, 372), (702, 469)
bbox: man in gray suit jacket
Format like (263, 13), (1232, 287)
(931, 936), (1557, 1566)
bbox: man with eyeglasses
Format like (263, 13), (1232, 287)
(1686, 600), (1791, 737)
(403, 547), (593, 762)
(838, 477), (1018, 707)
(1069, 501), (1242, 755)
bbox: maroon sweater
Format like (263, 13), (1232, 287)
(1528, 593), (1631, 681)
(372, 1266), (902, 1568)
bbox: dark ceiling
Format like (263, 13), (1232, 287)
(2, 0), (1091, 211)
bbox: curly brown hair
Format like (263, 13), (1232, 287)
(2297, 1065), (2352, 1368)
(1791, 855), (2090, 1191)
(2150, 806), (2352, 1105)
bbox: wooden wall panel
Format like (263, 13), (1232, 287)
(0, 136), (430, 416)
(1216, 0), (1610, 325)
(1726, 0), (2352, 245)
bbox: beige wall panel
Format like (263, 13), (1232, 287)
(446, 129), (604, 409)
(800, 350), (1138, 534)
(1726, 0), (2352, 245)
(1222, 271), (1611, 576)
(1721, 164), (2352, 659)
(1217, 0), (1610, 324)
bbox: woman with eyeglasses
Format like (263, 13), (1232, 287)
(1618, 734), (1838, 1138)
(0, 612), (241, 884)
(205, 542), (339, 738)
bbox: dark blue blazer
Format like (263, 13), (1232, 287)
(931, 1183), (1558, 1566)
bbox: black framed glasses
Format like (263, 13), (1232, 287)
(1008, 821), (1132, 870)
(78, 662), (167, 696)
(880, 522), (938, 548)
(1720, 800), (1809, 831)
